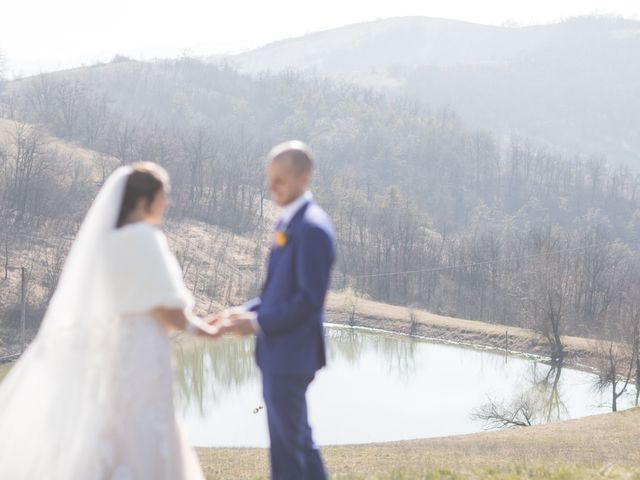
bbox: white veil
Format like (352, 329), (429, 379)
(0, 166), (134, 478)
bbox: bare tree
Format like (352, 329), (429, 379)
(42, 239), (70, 302)
(473, 363), (568, 430)
(111, 119), (139, 165)
(594, 338), (634, 412)
(472, 393), (537, 429)
(1, 121), (50, 216)
(25, 74), (56, 125)
(342, 286), (363, 326)
(54, 79), (84, 138)
(531, 246), (572, 364)
(408, 308), (419, 336)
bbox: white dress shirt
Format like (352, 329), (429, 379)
(276, 191), (313, 231)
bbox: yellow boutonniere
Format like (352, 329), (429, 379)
(274, 231), (288, 247)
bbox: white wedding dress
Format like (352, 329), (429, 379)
(99, 222), (205, 480)
(0, 168), (205, 479)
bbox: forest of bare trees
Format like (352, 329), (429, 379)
(1, 57), (640, 372)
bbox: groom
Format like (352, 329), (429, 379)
(213, 141), (335, 480)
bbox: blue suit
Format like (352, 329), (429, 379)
(247, 199), (335, 480)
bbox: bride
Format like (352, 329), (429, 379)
(0, 163), (216, 479)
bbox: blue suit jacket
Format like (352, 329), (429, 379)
(248, 200), (335, 375)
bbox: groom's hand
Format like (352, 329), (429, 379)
(204, 312), (223, 326)
(226, 312), (257, 336)
(206, 307), (244, 326)
(203, 309), (256, 337)
(197, 312), (231, 338)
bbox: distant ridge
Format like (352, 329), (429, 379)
(218, 15), (640, 167)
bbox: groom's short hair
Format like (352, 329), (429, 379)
(268, 141), (314, 174)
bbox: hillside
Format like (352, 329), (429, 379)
(0, 117), (271, 357)
(0, 116), (611, 371)
(3, 58), (640, 361)
(224, 16), (556, 74)
(224, 16), (640, 167)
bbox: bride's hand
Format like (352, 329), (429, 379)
(185, 314), (225, 337)
(207, 307), (244, 325)
(200, 318), (238, 338)
(197, 311), (236, 338)
(204, 312), (222, 326)
(204, 307), (244, 329)
(199, 322), (226, 338)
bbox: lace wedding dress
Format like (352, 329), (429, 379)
(0, 167), (205, 479)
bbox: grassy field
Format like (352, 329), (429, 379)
(197, 408), (640, 479)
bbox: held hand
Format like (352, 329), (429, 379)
(225, 312), (257, 337)
(197, 321), (236, 339)
(205, 307), (244, 326)
(198, 323), (223, 337)
(201, 309), (256, 338)
(186, 315), (225, 338)
(204, 312), (223, 326)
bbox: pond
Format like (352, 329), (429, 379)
(174, 325), (637, 447)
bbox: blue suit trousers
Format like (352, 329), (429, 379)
(262, 374), (327, 480)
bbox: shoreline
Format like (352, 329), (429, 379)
(324, 292), (603, 372)
(325, 321), (553, 364)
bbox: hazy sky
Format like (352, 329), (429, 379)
(1, 0), (639, 75)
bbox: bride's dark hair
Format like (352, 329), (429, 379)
(116, 162), (170, 228)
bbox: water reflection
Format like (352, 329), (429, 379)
(531, 363), (568, 423)
(174, 326), (421, 412)
(173, 336), (258, 414)
(471, 362), (570, 429)
(326, 327), (418, 379)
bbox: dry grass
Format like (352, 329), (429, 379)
(0, 117), (119, 183)
(197, 408), (640, 479)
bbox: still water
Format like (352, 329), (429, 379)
(174, 325), (636, 447)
